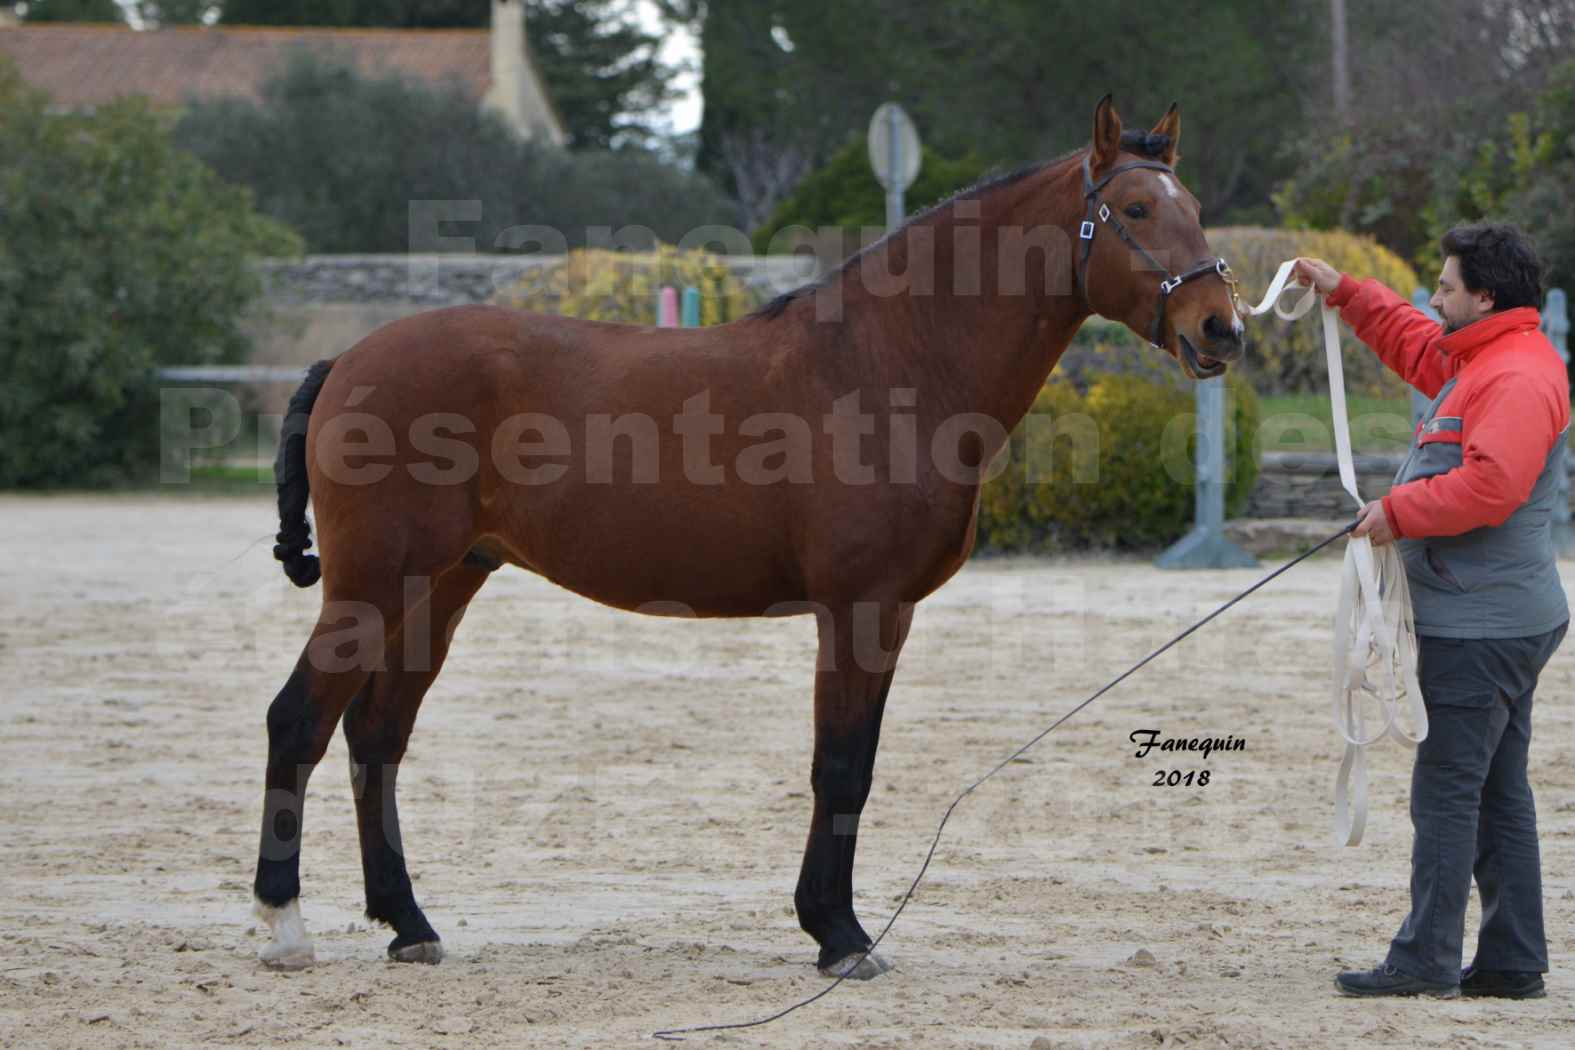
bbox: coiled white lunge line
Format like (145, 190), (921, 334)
(1236, 260), (1427, 846)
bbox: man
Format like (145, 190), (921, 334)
(1291, 224), (1568, 1000)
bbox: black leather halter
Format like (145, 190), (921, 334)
(1074, 152), (1236, 349)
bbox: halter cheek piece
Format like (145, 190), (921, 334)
(1074, 153), (1237, 349)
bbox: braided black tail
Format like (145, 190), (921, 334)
(273, 360), (334, 587)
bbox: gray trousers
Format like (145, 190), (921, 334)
(1385, 621), (1566, 984)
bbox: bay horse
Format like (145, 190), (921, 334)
(253, 96), (1246, 978)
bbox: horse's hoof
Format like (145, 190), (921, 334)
(389, 939), (444, 965)
(818, 950), (892, 980)
(259, 941), (317, 970)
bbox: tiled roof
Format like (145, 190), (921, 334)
(0, 23), (492, 109)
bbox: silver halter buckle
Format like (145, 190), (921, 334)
(1079, 220), (1095, 240)
(1160, 275), (1183, 295)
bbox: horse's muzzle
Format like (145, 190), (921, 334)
(1197, 312), (1246, 364)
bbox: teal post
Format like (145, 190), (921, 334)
(1542, 289), (1573, 554)
(1156, 377), (1259, 569)
(1409, 288), (1439, 429)
(682, 286), (701, 328)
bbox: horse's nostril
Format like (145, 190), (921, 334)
(1202, 314), (1233, 343)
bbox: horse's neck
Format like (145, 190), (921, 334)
(830, 167), (1090, 435)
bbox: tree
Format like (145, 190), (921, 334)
(0, 59), (301, 487)
(689, 2), (887, 226)
(885, 0), (1322, 223)
(19, 0), (124, 21)
(751, 139), (988, 253)
(175, 50), (531, 252)
(1501, 61), (1575, 294)
(525, 0), (677, 150)
(218, 0), (358, 24)
(173, 50), (738, 253)
(135, 1), (220, 25)
(679, 0), (1320, 229)
(1274, 0), (1575, 273)
(219, 0), (487, 27)
(1330, 0), (1350, 122)
(216, 0), (678, 151)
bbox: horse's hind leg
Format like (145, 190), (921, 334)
(253, 563), (410, 969)
(253, 653), (374, 968)
(342, 561), (491, 964)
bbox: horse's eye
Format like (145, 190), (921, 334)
(1124, 204), (1149, 220)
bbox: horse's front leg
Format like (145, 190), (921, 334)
(795, 599), (913, 979)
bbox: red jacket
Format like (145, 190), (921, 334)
(1328, 275), (1569, 539)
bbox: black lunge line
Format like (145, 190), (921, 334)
(653, 520), (1359, 1041)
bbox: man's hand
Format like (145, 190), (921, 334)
(1291, 257), (1342, 297)
(1352, 499), (1396, 546)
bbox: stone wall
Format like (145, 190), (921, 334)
(244, 253), (821, 414)
(1245, 452), (1404, 519)
(1246, 450), (1575, 519)
(256, 253), (819, 306)
(258, 255), (555, 306)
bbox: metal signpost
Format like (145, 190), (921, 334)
(868, 102), (921, 232)
(1409, 288), (1439, 428)
(1542, 288), (1574, 554)
(1156, 377), (1259, 569)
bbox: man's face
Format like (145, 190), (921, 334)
(1430, 256), (1495, 334)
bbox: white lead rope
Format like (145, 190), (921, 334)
(1235, 261), (1427, 845)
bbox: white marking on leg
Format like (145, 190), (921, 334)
(255, 898), (316, 970)
(1157, 173), (1180, 199)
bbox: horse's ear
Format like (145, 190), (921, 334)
(1150, 102), (1181, 167)
(1090, 93), (1122, 172)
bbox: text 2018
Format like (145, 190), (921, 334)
(1152, 769), (1211, 787)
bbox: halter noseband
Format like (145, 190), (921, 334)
(1074, 152), (1236, 349)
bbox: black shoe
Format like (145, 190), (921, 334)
(1461, 966), (1546, 1000)
(1335, 964), (1460, 999)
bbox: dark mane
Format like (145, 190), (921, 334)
(749, 130), (1173, 321)
(751, 288), (810, 323)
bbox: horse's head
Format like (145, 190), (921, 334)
(1075, 96), (1244, 379)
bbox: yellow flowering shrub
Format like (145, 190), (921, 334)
(493, 245), (757, 325)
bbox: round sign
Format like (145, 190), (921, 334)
(868, 102), (921, 192)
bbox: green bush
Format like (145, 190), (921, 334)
(1207, 226), (1421, 397)
(1502, 61), (1575, 295)
(494, 245), (758, 324)
(174, 50), (740, 254)
(1271, 58), (1575, 297)
(19, 0), (124, 21)
(977, 371), (1260, 553)
(752, 138), (990, 254)
(0, 60), (300, 488)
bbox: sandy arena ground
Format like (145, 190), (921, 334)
(3, 494), (1575, 1050)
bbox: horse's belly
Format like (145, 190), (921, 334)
(498, 486), (803, 618)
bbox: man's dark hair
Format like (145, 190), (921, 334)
(1440, 223), (1545, 311)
